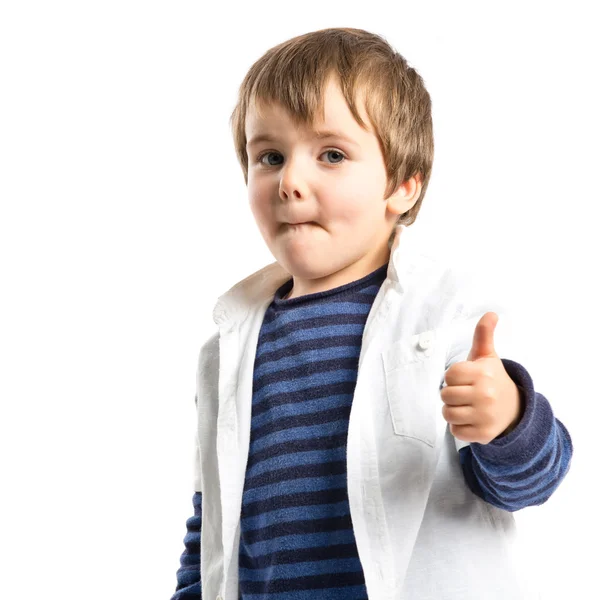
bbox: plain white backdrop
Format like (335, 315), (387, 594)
(1, 1), (597, 598)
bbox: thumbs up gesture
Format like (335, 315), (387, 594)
(441, 312), (524, 444)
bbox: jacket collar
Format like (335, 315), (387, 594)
(212, 224), (430, 328)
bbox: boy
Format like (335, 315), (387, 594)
(171, 27), (573, 600)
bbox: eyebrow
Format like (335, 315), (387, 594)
(246, 129), (359, 149)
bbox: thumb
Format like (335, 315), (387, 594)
(467, 312), (500, 361)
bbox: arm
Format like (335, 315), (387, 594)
(170, 492), (202, 599)
(459, 358), (573, 512)
(441, 268), (573, 511)
(170, 395), (203, 599)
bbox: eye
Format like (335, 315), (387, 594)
(322, 149), (346, 164)
(257, 151), (283, 167)
(256, 148), (347, 167)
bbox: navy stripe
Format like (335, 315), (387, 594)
(254, 335), (363, 369)
(259, 313), (371, 342)
(241, 571), (366, 594)
(253, 356), (360, 391)
(243, 514), (354, 545)
(245, 460), (347, 491)
(245, 429), (348, 470)
(250, 406), (352, 443)
(242, 486), (350, 519)
(239, 542), (360, 569)
(250, 381), (357, 418)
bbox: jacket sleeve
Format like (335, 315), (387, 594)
(194, 394), (203, 494)
(458, 358), (573, 512)
(170, 396), (202, 599)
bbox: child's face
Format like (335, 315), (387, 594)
(245, 77), (419, 297)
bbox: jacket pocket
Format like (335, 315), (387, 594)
(382, 329), (442, 447)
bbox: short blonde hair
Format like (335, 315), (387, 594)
(229, 27), (434, 236)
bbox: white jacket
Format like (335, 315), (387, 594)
(194, 225), (533, 600)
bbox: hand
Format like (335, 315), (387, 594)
(441, 312), (524, 444)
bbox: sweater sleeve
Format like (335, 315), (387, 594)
(170, 492), (202, 599)
(459, 358), (574, 512)
(171, 393), (203, 599)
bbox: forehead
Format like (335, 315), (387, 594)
(245, 78), (373, 146)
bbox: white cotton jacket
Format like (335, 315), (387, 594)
(193, 224), (533, 600)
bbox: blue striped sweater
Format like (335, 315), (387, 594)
(171, 263), (573, 599)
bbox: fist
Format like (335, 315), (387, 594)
(441, 312), (524, 444)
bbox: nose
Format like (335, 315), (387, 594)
(279, 158), (307, 201)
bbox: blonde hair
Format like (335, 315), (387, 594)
(229, 27), (434, 242)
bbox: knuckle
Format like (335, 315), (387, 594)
(482, 385), (495, 402)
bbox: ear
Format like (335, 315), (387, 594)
(386, 173), (422, 216)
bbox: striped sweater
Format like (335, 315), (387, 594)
(171, 263), (573, 599)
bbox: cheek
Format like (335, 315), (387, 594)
(321, 186), (378, 224)
(247, 180), (263, 212)
(248, 188), (274, 228)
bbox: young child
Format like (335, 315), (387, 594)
(170, 27), (573, 600)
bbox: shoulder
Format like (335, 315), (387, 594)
(400, 248), (467, 305)
(411, 248), (505, 316)
(387, 246), (505, 334)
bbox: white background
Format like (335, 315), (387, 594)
(1, 1), (597, 598)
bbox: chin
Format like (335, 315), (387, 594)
(277, 252), (342, 281)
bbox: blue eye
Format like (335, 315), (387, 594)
(322, 150), (346, 164)
(256, 149), (347, 166)
(258, 151), (283, 166)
